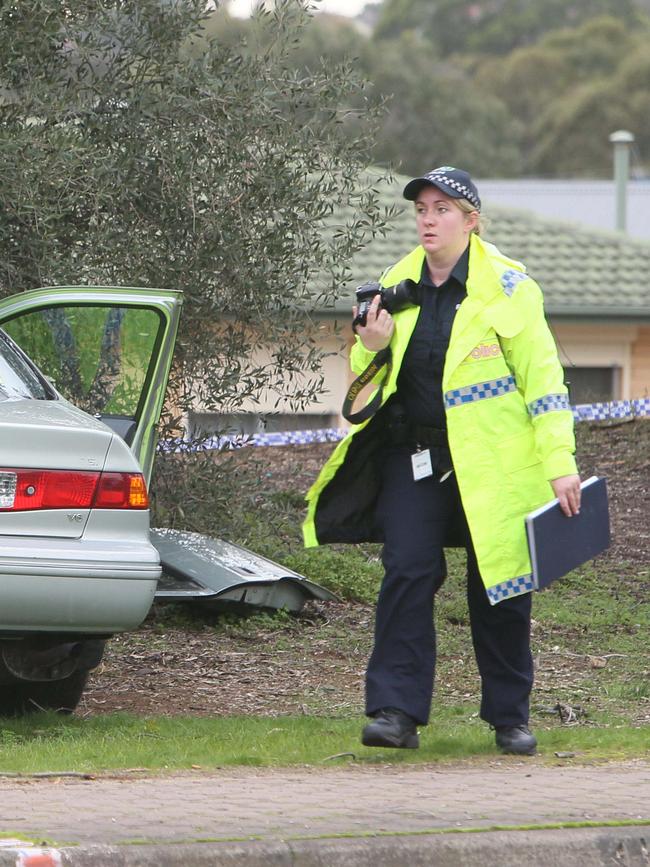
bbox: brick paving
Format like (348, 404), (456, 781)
(0, 760), (648, 847)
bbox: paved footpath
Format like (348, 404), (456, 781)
(0, 759), (649, 865)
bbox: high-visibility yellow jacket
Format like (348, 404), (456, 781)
(303, 233), (578, 604)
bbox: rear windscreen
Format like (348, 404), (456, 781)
(0, 330), (51, 401)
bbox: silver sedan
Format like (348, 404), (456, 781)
(0, 286), (182, 715)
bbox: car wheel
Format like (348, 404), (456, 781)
(0, 669), (91, 716)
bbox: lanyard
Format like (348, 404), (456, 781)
(341, 347), (392, 425)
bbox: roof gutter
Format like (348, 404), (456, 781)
(548, 305), (650, 321)
(320, 304), (650, 320)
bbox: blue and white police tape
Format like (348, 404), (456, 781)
(159, 397), (649, 453)
(158, 427), (349, 453)
(572, 397), (650, 422)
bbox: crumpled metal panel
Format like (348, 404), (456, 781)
(151, 528), (337, 613)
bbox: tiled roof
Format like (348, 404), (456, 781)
(329, 174), (650, 319)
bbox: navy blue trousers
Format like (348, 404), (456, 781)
(366, 447), (533, 727)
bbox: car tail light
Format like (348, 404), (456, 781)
(0, 469), (149, 511)
(93, 473), (150, 509)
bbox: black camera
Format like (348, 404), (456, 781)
(352, 279), (420, 331)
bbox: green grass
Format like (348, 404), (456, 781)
(0, 710), (647, 775)
(282, 544), (383, 603)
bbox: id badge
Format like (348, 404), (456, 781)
(411, 448), (433, 481)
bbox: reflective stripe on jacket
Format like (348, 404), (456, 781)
(303, 234), (577, 604)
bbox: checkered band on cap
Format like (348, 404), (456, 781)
(486, 574), (535, 605)
(422, 170), (481, 210)
(403, 166), (481, 210)
(528, 393), (571, 417)
(444, 375), (517, 409)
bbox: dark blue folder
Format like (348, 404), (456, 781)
(525, 476), (611, 590)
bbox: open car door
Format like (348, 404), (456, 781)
(0, 285), (182, 486)
(0, 286), (336, 613)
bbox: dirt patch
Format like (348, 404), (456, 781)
(81, 601), (372, 719)
(79, 420), (649, 723)
(574, 421), (650, 569)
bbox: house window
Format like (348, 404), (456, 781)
(187, 411), (337, 439)
(564, 366), (620, 404)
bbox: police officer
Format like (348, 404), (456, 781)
(303, 167), (581, 755)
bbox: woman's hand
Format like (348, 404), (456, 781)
(353, 294), (394, 352)
(551, 474), (582, 517)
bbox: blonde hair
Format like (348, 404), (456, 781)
(455, 197), (486, 236)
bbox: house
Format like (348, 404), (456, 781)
(187, 175), (650, 438)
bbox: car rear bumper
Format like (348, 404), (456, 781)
(0, 574), (159, 633)
(0, 538), (161, 633)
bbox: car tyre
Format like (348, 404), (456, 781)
(0, 669), (91, 716)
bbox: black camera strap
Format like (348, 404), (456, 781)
(341, 347), (392, 424)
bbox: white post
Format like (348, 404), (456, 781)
(608, 130), (635, 233)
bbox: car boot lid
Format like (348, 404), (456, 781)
(0, 397), (113, 471)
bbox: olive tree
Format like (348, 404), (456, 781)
(0, 0), (391, 529)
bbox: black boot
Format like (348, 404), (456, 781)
(362, 707), (419, 749)
(495, 724), (537, 755)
